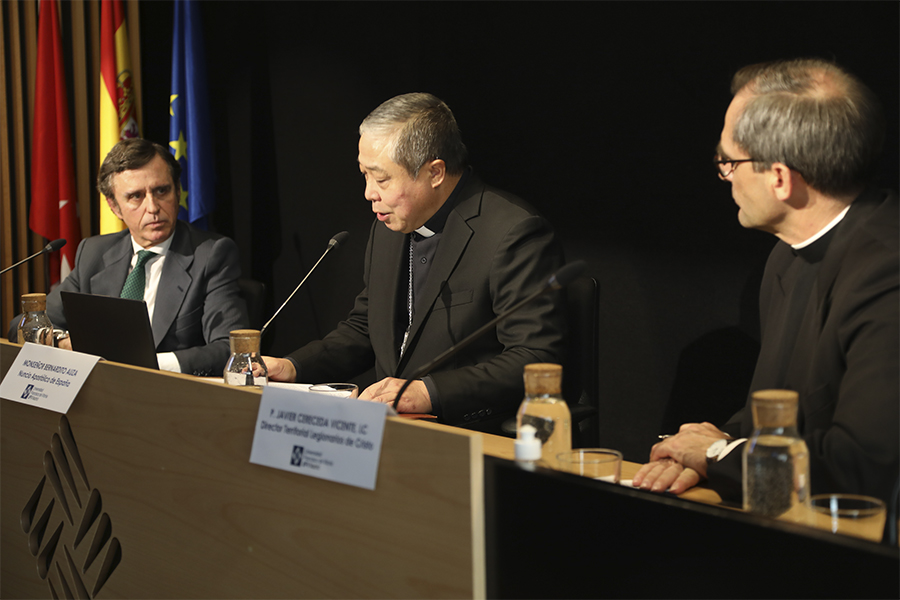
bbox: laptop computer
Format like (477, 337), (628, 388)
(61, 291), (159, 369)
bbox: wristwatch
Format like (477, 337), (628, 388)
(705, 438), (730, 464)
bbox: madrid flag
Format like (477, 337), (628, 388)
(30, 0), (81, 285)
(99, 0), (139, 234)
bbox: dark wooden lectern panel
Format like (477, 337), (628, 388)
(484, 456), (899, 599)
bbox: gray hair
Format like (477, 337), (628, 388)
(730, 58), (884, 197)
(359, 93), (468, 178)
(98, 138), (182, 199)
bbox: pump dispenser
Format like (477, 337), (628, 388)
(515, 424), (542, 471)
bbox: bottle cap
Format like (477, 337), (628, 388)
(751, 389), (799, 403)
(524, 363), (562, 374)
(229, 329), (261, 354)
(21, 293), (47, 312)
(751, 389), (799, 428)
(515, 424), (542, 462)
(523, 363), (562, 395)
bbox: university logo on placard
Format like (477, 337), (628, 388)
(291, 445), (304, 466)
(21, 384), (34, 399)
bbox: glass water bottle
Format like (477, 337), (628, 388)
(224, 329), (268, 387)
(742, 389), (811, 522)
(17, 293), (54, 346)
(516, 363), (571, 469)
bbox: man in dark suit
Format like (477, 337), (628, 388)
(633, 59), (899, 506)
(265, 93), (566, 427)
(46, 139), (248, 376)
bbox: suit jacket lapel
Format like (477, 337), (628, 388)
(774, 194), (877, 397)
(90, 233), (133, 296)
(396, 182), (481, 374)
(368, 226), (405, 376)
(152, 222), (193, 346)
(815, 191), (878, 310)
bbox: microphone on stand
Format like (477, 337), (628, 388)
(259, 231), (350, 338)
(390, 260), (586, 410)
(0, 238), (67, 275)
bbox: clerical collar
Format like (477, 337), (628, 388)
(791, 204), (852, 263)
(414, 168), (471, 239)
(415, 224), (436, 238)
(791, 204), (851, 250)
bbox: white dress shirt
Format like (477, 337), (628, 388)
(127, 236), (181, 372)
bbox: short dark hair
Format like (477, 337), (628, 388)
(359, 92), (468, 178)
(730, 58), (884, 197)
(97, 138), (181, 199)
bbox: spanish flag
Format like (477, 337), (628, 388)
(31, 0), (81, 285)
(99, 0), (139, 234)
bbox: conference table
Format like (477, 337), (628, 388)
(1, 340), (895, 599)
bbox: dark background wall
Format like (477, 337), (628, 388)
(137, 1), (898, 461)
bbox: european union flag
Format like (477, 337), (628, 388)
(169, 0), (214, 230)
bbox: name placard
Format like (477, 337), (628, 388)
(0, 342), (100, 413)
(249, 386), (388, 490)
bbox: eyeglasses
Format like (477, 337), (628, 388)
(713, 156), (757, 179)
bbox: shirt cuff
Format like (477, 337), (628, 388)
(157, 352), (182, 373)
(716, 438), (747, 461)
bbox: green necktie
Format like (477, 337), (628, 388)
(120, 250), (154, 301)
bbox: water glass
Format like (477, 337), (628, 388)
(809, 494), (887, 543)
(556, 448), (622, 483)
(309, 383), (359, 399)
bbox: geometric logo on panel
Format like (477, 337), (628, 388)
(19, 415), (121, 597)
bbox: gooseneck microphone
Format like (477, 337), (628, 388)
(0, 238), (67, 275)
(259, 231), (350, 338)
(390, 260), (586, 410)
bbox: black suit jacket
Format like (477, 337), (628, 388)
(288, 174), (567, 426)
(45, 220), (248, 376)
(709, 189), (899, 505)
